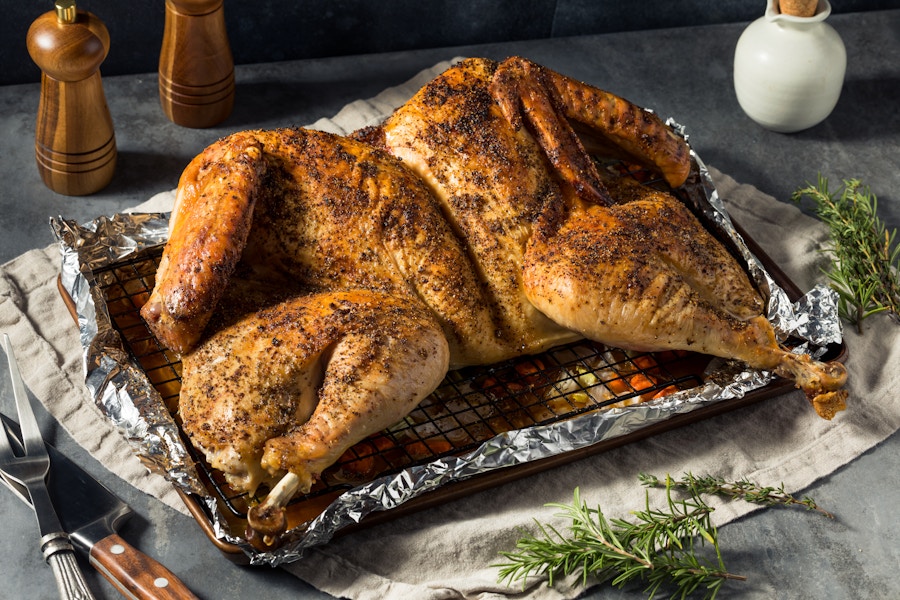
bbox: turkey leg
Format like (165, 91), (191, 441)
(523, 184), (847, 418)
(177, 289), (450, 546)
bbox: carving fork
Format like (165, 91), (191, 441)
(0, 333), (95, 599)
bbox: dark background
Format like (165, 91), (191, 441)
(5, 0), (897, 86)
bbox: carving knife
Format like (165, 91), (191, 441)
(0, 414), (198, 600)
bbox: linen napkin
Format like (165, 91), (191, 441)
(1, 60), (898, 600)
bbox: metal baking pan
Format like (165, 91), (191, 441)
(55, 161), (847, 565)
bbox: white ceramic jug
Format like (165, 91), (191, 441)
(734, 0), (846, 132)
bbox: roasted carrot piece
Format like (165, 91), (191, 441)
(629, 373), (657, 392)
(632, 355), (658, 371)
(605, 376), (631, 395)
(340, 455), (376, 476)
(650, 385), (679, 400)
(407, 439), (453, 460)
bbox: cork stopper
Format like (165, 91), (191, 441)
(779, 0), (819, 17)
(56, 0), (77, 24)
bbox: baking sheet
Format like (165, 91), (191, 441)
(51, 146), (845, 566)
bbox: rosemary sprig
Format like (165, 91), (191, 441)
(639, 472), (834, 519)
(496, 474), (833, 598)
(791, 176), (900, 332)
(495, 481), (746, 599)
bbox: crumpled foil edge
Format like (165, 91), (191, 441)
(685, 143), (842, 349)
(50, 141), (843, 567)
(50, 213), (208, 498)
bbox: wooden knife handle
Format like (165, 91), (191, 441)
(89, 533), (199, 600)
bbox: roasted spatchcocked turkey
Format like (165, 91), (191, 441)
(140, 57), (847, 542)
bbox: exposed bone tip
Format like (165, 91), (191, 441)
(771, 352), (848, 419)
(825, 360), (848, 387)
(245, 471), (303, 548)
(246, 504), (287, 550)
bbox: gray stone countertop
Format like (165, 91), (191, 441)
(1, 9), (898, 600)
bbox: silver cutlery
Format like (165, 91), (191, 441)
(0, 334), (199, 600)
(0, 333), (95, 599)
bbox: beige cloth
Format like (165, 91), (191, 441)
(1, 61), (898, 600)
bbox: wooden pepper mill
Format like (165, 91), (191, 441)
(27, 0), (117, 196)
(158, 0), (234, 128)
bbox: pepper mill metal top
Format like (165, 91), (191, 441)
(26, 0), (117, 196)
(56, 0), (77, 23)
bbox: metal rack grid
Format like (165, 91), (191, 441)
(93, 246), (709, 521)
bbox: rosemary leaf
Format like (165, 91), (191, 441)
(497, 474), (832, 598)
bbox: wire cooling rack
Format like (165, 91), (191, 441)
(95, 244), (711, 523)
(68, 159), (849, 564)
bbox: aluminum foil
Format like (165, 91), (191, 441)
(684, 143), (842, 350)
(50, 145), (843, 567)
(51, 213), (208, 497)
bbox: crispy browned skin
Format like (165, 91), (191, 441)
(142, 128), (575, 365)
(489, 57), (691, 199)
(144, 127), (571, 495)
(370, 58), (584, 363)
(377, 56), (846, 417)
(140, 135), (262, 354)
(524, 189), (769, 356)
(142, 58), (847, 522)
(179, 288), (449, 495)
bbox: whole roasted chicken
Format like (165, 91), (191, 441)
(140, 57), (847, 542)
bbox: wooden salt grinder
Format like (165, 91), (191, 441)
(158, 0), (235, 128)
(27, 0), (117, 196)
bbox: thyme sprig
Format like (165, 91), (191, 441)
(791, 176), (900, 331)
(639, 472), (834, 519)
(495, 473), (832, 599)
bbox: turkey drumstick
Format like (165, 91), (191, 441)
(179, 289), (449, 545)
(523, 176), (848, 419)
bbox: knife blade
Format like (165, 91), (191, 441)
(0, 414), (199, 600)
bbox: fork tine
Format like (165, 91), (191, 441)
(0, 399), (17, 467)
(2, 334), (45, 458)
(1, 335), (98, 599)
(0, 339), (22, 465)
(0, 415), (30, 502)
